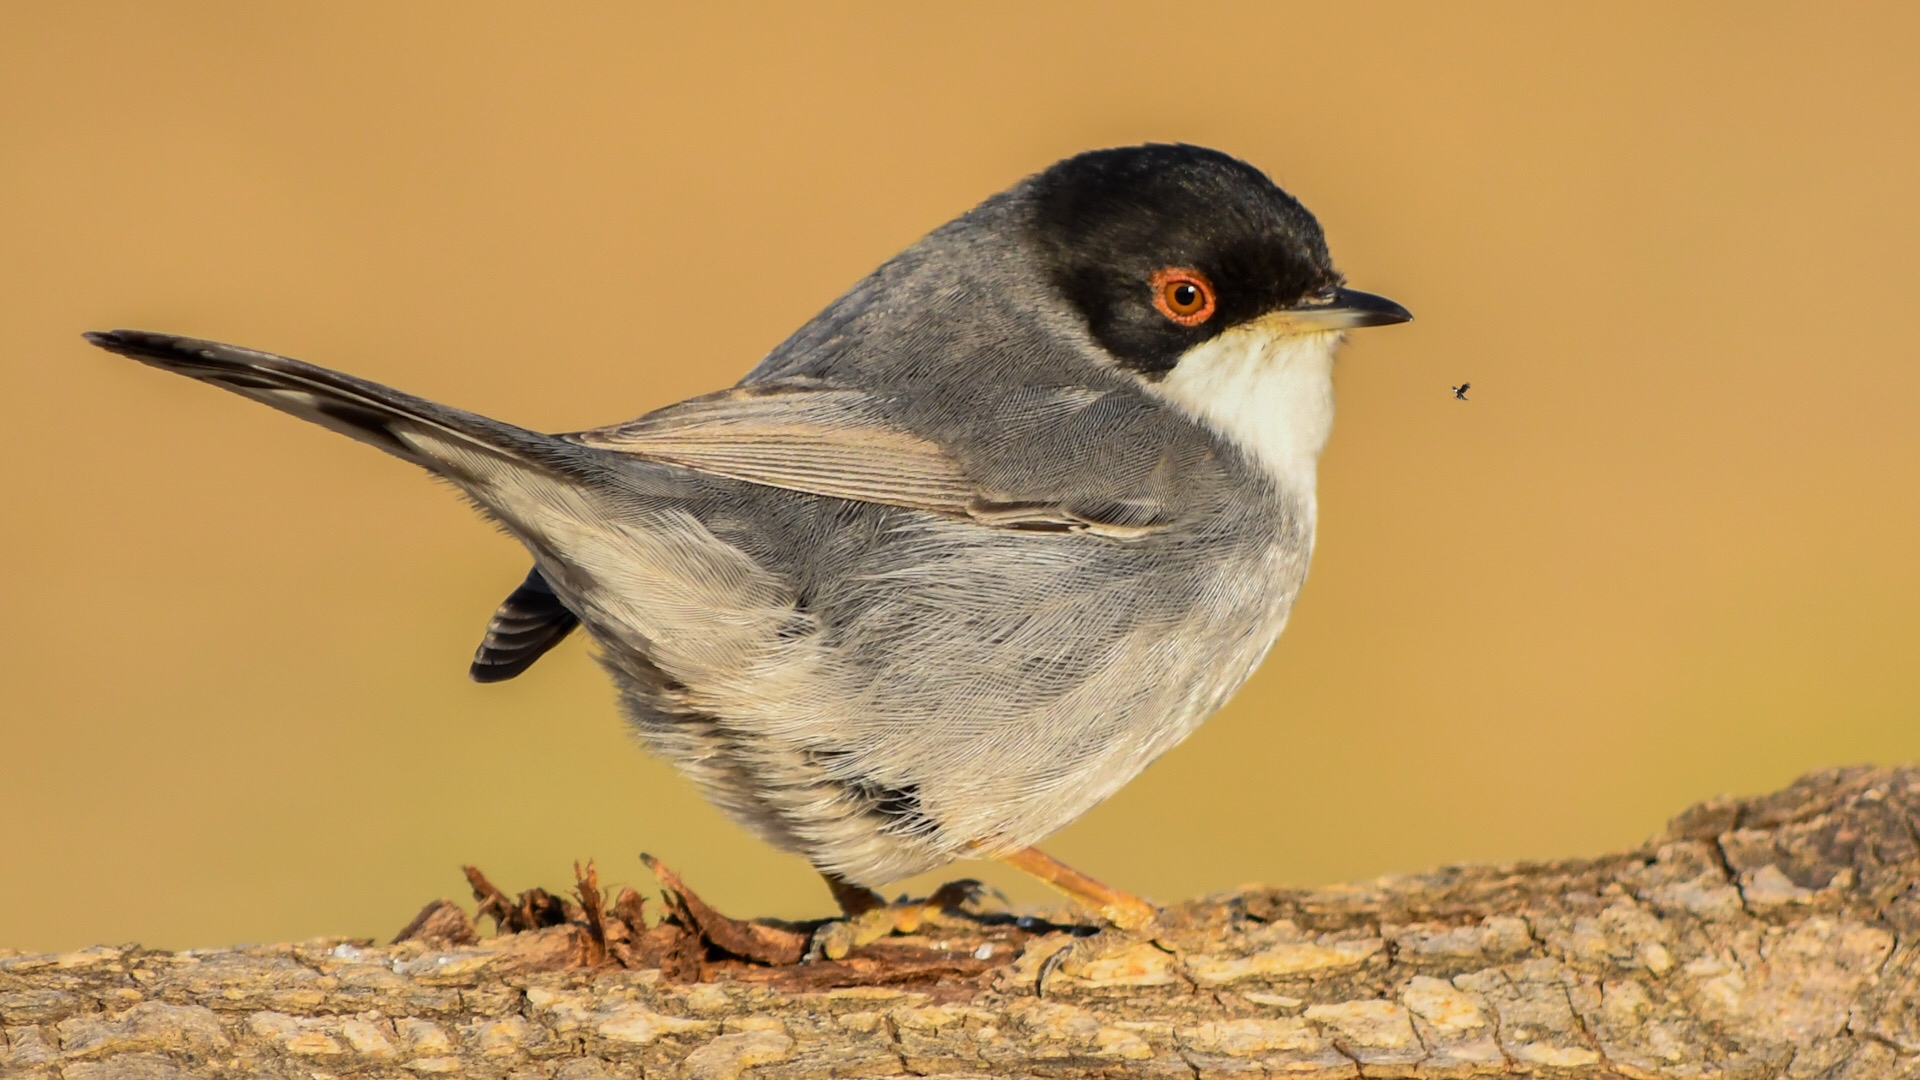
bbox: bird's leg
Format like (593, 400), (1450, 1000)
(808, 872), (996, 961)
(808, 849), (1153, 962)
(998, 848), (1177, 998)
(1001, 846), (1159, 930)
(822, 872), (888, 918)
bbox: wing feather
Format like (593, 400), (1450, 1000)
(567, 383), (1163, 538)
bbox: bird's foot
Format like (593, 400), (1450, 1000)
(1025, 924), (1187, 998)
(808, 878), (1004, 961)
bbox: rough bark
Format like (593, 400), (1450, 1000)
(6, 765), (1920, 1079)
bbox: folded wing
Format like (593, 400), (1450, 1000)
(567, 381), (1170, 539)
(479, 378), (1209, 680)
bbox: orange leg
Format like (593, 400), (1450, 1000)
(1002, 847), (1158, 930)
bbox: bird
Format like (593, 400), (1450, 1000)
(1452, 382), (1470, 400)
(86, 144), (1410, 939)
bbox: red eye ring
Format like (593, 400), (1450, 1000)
(1150, 268), (1216, 326)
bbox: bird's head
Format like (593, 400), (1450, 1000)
(1023, 144), (1409, 380)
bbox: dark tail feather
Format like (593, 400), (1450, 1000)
(92, 330), (598, 685)
(84, 330), (562, 473)
(470, 566), (581, 682)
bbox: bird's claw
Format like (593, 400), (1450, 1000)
(1027, 916), (1183, 999)
(1032, 926), (1109, 998)
(806, 878), (1006, 961)
(807, 905), (900, 961)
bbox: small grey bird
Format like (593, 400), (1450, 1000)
(88, 144), (1409, 933)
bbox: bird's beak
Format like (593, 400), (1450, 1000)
(1271, 288), (1412, 333)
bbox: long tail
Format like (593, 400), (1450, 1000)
(85, 329), (575, 479)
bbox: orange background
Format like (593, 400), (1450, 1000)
(4, 3), (1918, 953)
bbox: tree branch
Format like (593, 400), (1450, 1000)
(5, 765), (1919, 1078)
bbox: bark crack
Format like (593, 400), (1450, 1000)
(1560, 982), (1608, 1066)
(880, 1012), (920, 1076)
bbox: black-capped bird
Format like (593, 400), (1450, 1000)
(87, 144), (1411, 944)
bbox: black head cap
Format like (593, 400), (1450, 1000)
(1026, 144), (1341, 377)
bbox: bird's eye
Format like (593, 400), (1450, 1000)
(1149, 268), (1216, 326)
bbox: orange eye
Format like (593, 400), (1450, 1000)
(1150, 268), (1216, 326)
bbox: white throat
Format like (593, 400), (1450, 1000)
(1144, 320), (1341, 501)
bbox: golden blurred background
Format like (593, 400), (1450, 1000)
(4, 3), (1918, 953)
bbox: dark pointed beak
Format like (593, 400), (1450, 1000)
(1275, 287), (1413, 333)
